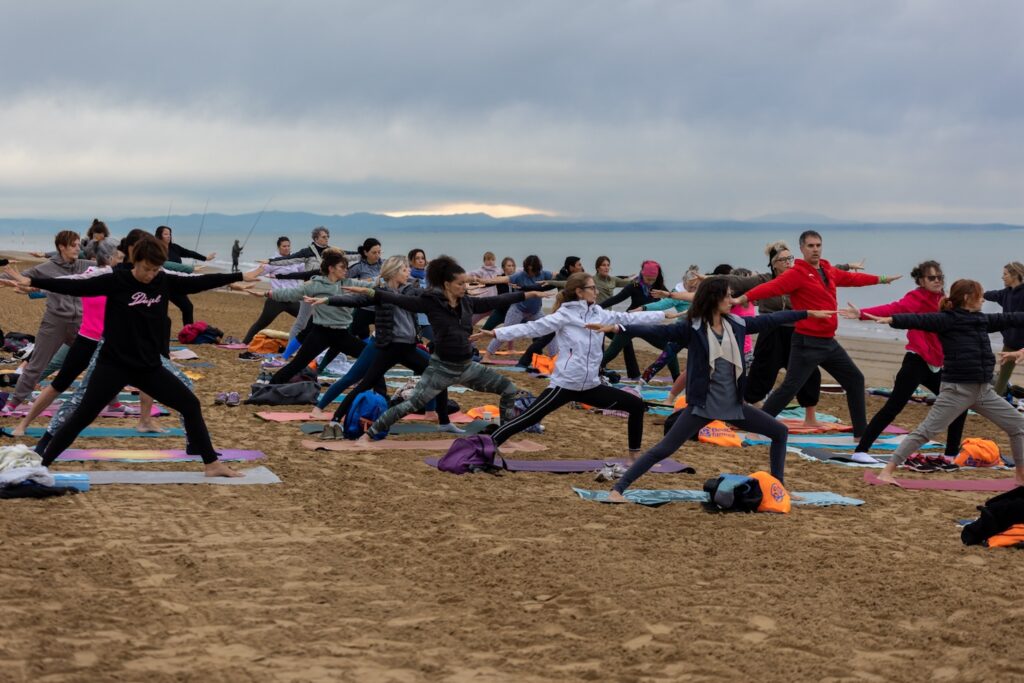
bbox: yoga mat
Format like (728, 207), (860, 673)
(573, 487), (864, 507)
(743, 433), (942, 451)
(257, 410), (476, 424)
(177, 361), (215, 368)
(792, 446), (888, 468)
(54, 448), (265, 462)
(481, 358), (519, 366)
(776, 407), (840, 423)
(303, 438), (545, 453)
(300, 420), (491, 435)
(215, 343), (249, 350)
(169, 348), (199, 360)
(32, 391), (139, 403)
(8, 404), (169, 418)
(425, 457), (694, 474)
(863, 470), (1018, 491)
(73, 466), (280, 486)
(25, 426), (187, 439)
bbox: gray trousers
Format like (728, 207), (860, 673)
(12, 315), (80, 405)
(889, 382), (1024, 466)
(369, 357), (517, 436)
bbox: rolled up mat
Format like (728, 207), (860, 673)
(573, 487), (864, 507)
(300, 420), (491, 435)
(425, 457), (694, 474)
(863, 470), (1018, 491)
(57, 466), (281, 486)
(24, 426), (187, 439)
(52, 448), (265, 462)
(303, 438), (545, 453)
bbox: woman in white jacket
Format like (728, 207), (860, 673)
(471, 272), (678, 459)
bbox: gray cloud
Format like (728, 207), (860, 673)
(0, 1), (1021, 220)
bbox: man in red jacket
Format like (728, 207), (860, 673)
(736, 230), (901, 436)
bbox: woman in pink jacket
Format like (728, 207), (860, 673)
(840, 260), (967, 456)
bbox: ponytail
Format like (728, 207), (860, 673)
(553, 272), (592, 313)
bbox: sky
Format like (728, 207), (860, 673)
(1, 1), (1021, 223)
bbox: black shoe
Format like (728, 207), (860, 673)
(238, 351), (260, 361)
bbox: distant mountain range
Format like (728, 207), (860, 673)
(0, 211), (1020, 237)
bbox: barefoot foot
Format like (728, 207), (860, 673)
(606, 490), (629, 504)
(204, 461), (244, 478)
(136, 421), (168, 434)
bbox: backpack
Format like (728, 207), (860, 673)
(436, 435), (506, 475)
(244, 381), (320, 405)
(702, 473), (763, 512)
(513, 390), (544, 433)
(342, 391), (390, 439)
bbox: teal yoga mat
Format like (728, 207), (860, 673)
(573, 487), (864, 507)
(25, 426), (186, 439)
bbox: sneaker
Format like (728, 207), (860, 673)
(238, 351), (260, 361)
(262, 358), (285, 368)
(214, 392), (228, 405)
(225, 391), (240, 407)
(319, 422), (338, 440)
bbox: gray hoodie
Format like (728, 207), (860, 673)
(20, 256), (96, 320)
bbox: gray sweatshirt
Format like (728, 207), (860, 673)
(20, 256), (96, 320)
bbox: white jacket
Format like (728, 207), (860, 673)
(493, 300), (667, 390)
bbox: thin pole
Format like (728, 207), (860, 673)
(194, 199), (209, 251)
(241, 198), (273, 249)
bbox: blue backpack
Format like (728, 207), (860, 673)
(343, 391), (390, 440)
(436, 435), (506, 475)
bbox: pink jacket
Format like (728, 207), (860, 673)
(72, 266), (112, 341)
(860, 287), (944, 367)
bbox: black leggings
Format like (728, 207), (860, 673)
(857, 352), (968, 455)
(614, 404), (789, 491)
(243, 299), (301, 344)
(349, 308), (375, 341)
(516, 332), (555, 367)
(50, 335), (99, 393)
(270, 324), (366, 384)
(169, 292), (195, 326)
(491, 384), (646, 449)
(745, 325), (820, 407)
(331, 342), (446, 424)
(41, 361), (217, 466)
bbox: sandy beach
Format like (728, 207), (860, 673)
(1, 282), (1022, 682)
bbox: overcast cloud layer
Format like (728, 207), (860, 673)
(1, 1), (1021, 221)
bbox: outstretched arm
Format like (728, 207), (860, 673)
(492, 309), (569, 342)
(599, 283), (635, 309)
(888, 312), (953, 332)
(26, 272), (119, 297)
(986, 312), (1024, 332)
(744, 309), (810, 334)
(468, 290), (528, 313)
(169, 271), (245, 295)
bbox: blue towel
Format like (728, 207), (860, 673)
(572, 487), (864, 507)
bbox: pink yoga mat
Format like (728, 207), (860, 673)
(9, 405), (168, 418)
(302, 438), (545, 453)
(481, 358), (519, 366)
(257, 410), (476, 423)
(863, 470), (1017, 491)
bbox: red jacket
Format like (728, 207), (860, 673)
(860, 288), (944, 367)
(744, 258), (879, 338)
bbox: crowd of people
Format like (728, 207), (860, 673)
(3, 222), (1024, 495)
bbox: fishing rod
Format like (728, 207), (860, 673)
(165, 200), (173, 226)
(194, 199), (209, 252)
(240, 197), (273, 250)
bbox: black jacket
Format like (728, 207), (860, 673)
(166, 243), (208, 264)
(985, 283), (1024, 349)
(890, 309), (1024, 383)
(373, 288), (525, 362)
(600, 281), (655, 310)
(961, 487), (1024, 545)
(328, 283), (422, 348)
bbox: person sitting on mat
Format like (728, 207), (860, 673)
(307, 255), (459, 436)
(858, 278), (1024, 486)
(340, 255), (551, 442)
(839, 260), (968, 458)
(589, 277), (834, 502)
(3, 234), (262, 477)
(471, 271), (681, 461)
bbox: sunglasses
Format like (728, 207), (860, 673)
(925, 274), (944, 282)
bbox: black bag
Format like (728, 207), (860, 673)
(245, 381), (320, 405)
(702, 474), (763, 512)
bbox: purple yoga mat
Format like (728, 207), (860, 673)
(424, 457), (694, 474)
(863, 470), (1017, 491)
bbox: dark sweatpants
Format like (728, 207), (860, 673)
(613, 404), (789, 491)
(331, 342), (447, 425)
(491, 384), (646, 449)
(516, 332), (556, 367)
(50, 335), (100, 393)
(762, 333), (867, 437)
(169, 292), (195, 326)
(41, 361), (218, 465)
(857, 352), (967, 455)
(270, 324), (366, 384)
(242, 298), (301, 343)
(744, 325), (821, 407)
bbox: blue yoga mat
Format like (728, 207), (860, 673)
(743, 434), (944, 451)
(572, 487), (864, 507)
(25, 426), (186, 439)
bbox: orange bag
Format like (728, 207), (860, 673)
(750, 471), (791, 513)
(954, 438), (1002, 468)
(247, 333), (286, 354)
(986, 524), (1024, 548)
(531, 353), (556, 375)
(673, 394), (688, 410)
(466, 405), (500, 420)
(697, 420), (743, 447)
